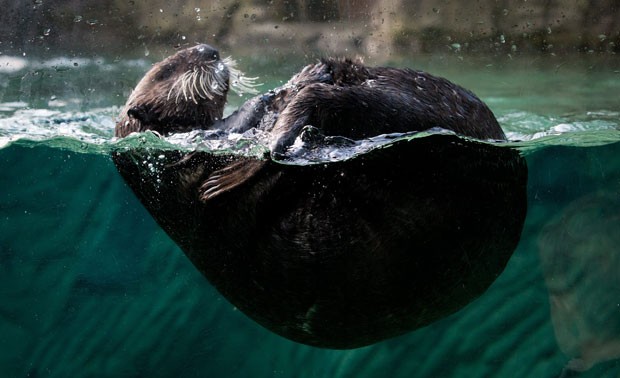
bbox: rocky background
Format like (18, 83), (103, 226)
(1, 0), (619, 60)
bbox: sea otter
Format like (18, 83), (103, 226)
(116, 44), (505, 148)
(112, 44), (527, 349)
(115, 44), (259, 138)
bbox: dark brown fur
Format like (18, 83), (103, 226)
(115, 44), (227, 138)
(113, 44), (527, 349)
(264, 58), (506, 155)
(116, 44), (505, 157)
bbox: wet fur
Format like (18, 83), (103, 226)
(188, 57), (503, 155)
(115, 45), (257, 138)
(265, 58), (505, 154)
(112, 45), (527, 348)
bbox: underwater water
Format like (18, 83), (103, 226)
(1, 53), (620, 377)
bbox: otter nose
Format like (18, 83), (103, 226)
(195, 44), (220, 61)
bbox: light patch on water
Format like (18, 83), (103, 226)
(501, 110), (620, 148)
(39, 57), (93, 70)
(0, 54), (150, 74)
(0, 106), (116, 150)
(165, 127), (270, 158)
(0, 102), (29, 112)
(0, 56), (28, 73)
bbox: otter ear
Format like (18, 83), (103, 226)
(127, 105), (152, 123)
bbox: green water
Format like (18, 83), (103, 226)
(1, 54), (620, 377)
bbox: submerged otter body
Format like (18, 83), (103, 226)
(113, 44), (527, 348)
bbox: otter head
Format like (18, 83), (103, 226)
(116, 43), (258, 138)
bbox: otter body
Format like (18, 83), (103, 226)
(113, 44), (527, 348)
(252, 58), (506, 156)
(117, 44), (505, 152)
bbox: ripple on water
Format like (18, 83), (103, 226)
(0, 107), (117, 150)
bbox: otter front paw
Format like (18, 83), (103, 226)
(199, 159), (267, 201)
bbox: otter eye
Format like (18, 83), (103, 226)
(156, 63), (176, 81)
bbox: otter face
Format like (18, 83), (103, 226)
(116, 44), (258, 138)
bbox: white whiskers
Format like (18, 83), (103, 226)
(167, 57), (261, 104)
(222, 57), (261, 96)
